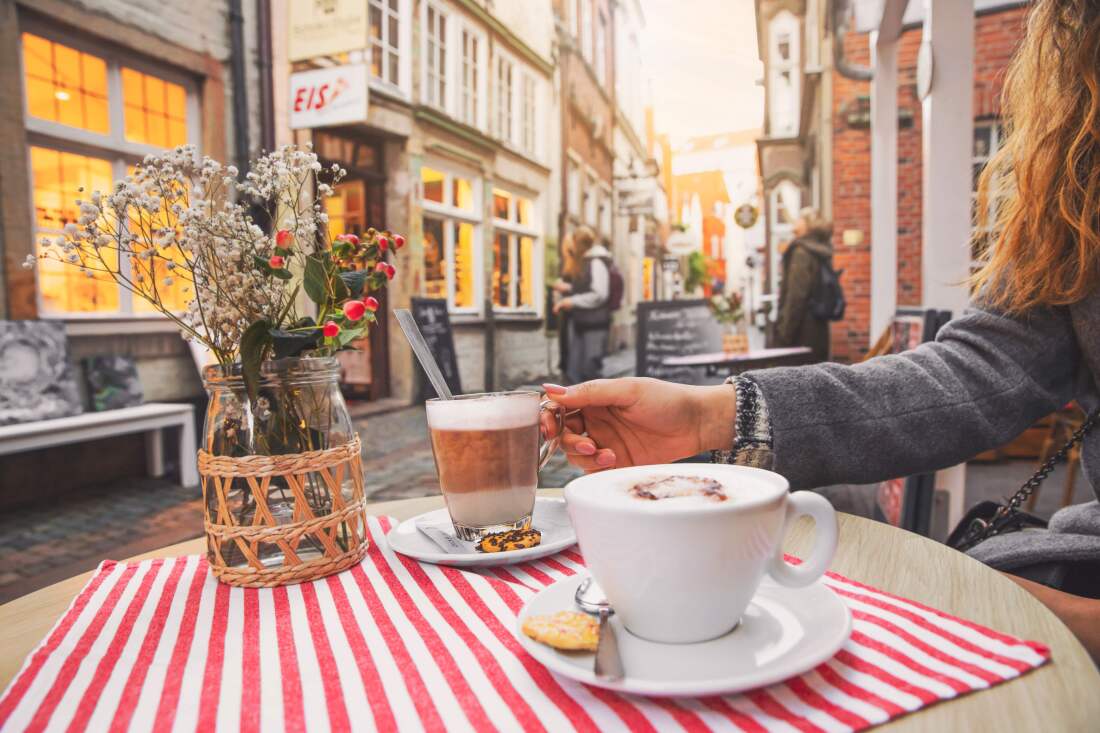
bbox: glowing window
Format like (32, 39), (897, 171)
(122, 68), (188, 148)
(22, 33), (108, 134)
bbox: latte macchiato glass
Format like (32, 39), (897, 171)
(426, 391), (563, 540)
(565, 464), (838, 644)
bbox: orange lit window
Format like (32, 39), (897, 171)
(22, 33), (109, 134)
(492, 190), (540, 312)
(122, 68), (188, 147)
(421, 164), (481, 313)
(31, 147), (118, 314)
(126, 167), (190, 313)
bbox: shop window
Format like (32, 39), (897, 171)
(122, 68), (187, 148)
(21, 30), (198, 318)
(491, 189), (540, 312)
(22, 33), (109, 134)
(642, 256), (654, 300)
(369, 0), (403, 88)
(421, 165), (481, 313)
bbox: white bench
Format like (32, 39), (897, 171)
(0, 403), (198, 487)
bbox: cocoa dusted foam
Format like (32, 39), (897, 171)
(629, 475), (728, 502)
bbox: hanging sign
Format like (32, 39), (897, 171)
(289, 64), (368, 129)
(734, 203), (759, 229)
(288, 0), (369, 62)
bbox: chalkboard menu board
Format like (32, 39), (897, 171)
(636, 299), (724, 385)
(410, 297), (462, 400)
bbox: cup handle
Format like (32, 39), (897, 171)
(767, 491), (838, 588)
(538, 399), (565, 470)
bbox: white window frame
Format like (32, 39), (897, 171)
(569, 0), (580, 38)
(420, 161), (484, 315)
(520, 71), (538, 158)
(19, 22), (201, 321)
(491, 188), (542, 315)
(493, 50), (515, 144)
(457, 21), (487, 130)
(421, 1), (449, 111)
(768, 11), (800, 137)
(369, 0), (412, 98)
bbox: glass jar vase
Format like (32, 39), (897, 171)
(200, 356), (368, 587)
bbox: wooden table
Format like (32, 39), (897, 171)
(661, 346), (814, 376)
(2, 492), (1097, 730)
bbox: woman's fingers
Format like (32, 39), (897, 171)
(543, 379), (639, 410)
(562, 431), (597, 455)
(564, 448), (617, 472)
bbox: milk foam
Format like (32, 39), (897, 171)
(426, 393), (539, 431)
(582, 470), (741, 508)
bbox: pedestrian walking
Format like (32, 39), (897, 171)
(553, 227), (612, 384)
(774, 208), (839, 361)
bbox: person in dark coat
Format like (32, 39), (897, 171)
(774, 208), (833, 361)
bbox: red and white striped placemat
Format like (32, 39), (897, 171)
(0, 516), (1049, 732)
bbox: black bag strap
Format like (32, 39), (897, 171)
(952, 407), (1100, 552)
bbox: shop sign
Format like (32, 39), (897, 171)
(289, 64), (368, 130)
(288, 0), (369, 61)
(734, 203), (759, 229)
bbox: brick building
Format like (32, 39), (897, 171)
(755, 0), (1026, 362)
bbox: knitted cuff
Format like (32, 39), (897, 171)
(712, 375), (775, 471)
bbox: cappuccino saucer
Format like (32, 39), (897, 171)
(386, 497), (576, 567)
(516, 573), (852, 698)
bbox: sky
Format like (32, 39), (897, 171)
(640, 0), (764, 144)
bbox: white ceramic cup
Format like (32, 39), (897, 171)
(564, 463), (838, 644)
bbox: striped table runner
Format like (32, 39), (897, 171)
(0, 516), (1049, 732)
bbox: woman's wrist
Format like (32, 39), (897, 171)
(695, 383), (737, 453)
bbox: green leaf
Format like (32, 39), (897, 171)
(330, 268), (350, 302)
(239, 319), (273, 402)
(303, 255), (328, 303)
(339, 270), (370, 298)
(270, 328), (320, 359)
(271, 267), (293, 280)
(337, 325), (366, 348)
(252, 255), (272, 274)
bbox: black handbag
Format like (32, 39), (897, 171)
(947, 407), (1100, 590)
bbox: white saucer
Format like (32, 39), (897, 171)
(516, 573), (851, 698)
(386, 497), (577, 567)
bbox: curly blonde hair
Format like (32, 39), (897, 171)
(972, 0), (1100, 313)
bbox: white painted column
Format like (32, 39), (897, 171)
(921, 0), (975, 529)
(869, 30), (899, 343)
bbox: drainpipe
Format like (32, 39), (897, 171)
(256, 0), (276, 153)
(228, 0), (252, 175)
(830, 0), (873, 81)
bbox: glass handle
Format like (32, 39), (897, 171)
(538, 399), (565, 471)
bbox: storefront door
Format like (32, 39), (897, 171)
(317, 133), (389, 401)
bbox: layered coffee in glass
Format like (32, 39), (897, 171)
(426, 391), (559, 540)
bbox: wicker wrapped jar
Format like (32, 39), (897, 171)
(200, 357), (368, 587)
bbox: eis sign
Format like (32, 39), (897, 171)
(288, 64), (368, 130)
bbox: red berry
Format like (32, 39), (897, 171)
(363, 296), (380, 312)
(337, 233), (360, 245)
(384, 263), (396, 280)
(375, 261), (387, 274)
(323, 320), (340, 338)
(377, 236), (389, 251)
(268, 255), (285, 269)
(342, 300), (366, 321)
(393, 234), (405, 250)
(275, 229), (292, 247)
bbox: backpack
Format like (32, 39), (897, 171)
(809, 257), (846, 321)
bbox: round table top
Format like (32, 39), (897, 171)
(1, 492), (1097, 730)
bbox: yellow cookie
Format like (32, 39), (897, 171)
(476, 528), (542, 553)
(522, 611), (599, 651)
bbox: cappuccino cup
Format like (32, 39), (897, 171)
(564, 464), (837, 644)
(426, 391), (563, 540)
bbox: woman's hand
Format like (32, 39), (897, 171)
(543, 378), (736, 472)
(552, 280), (573, 294)
(553, 298), (574, 314)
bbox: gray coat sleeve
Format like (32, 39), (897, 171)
(746, 305), (1081, 490)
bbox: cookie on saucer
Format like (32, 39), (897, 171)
(521, 611), (599, 651)
(476, 528), (542, 553)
